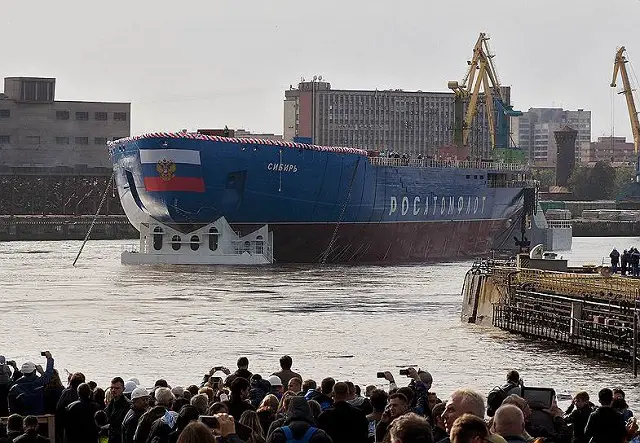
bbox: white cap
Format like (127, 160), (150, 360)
(124, 381), (137, 394)
(268, 375), (283, 387)
(127, 378), (141, 386)
(21, 362), (36, 374)
(131, 387), (149, 400)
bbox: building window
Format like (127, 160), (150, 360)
(94, 112), (108, 121)
(75, 112), (89, 121)
(56, 137), (69, 145)
(113, 112), (127, 121)
(0, 135), (10, 144)
(75, 137), (89, 145)
(190, 235), (200, 251)
(0, 110), (10, 118)
(56, 110), (70, 120)
(171, 235), (181, 251)
(94, 137), (107, 145)
(26, 136), (40, 145)
(153, 227), (163, 250)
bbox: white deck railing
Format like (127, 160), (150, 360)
(368, 156), (528, 171)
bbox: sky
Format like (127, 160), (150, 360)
(2, 0), (640, 141)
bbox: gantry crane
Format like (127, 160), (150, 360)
(448, 33), (522, 158)
(611, 46), (640, 154)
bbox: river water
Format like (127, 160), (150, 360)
(1, 236), (639, 409)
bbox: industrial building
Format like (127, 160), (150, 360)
(580, 136), (637, 165)
(0, 77), (129, 216)
(516, 107), (591, 165)
(283, 80), (497, 159)
(0, 77), (130, 168)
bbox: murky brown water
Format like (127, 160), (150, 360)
(1, 237), (639, 408)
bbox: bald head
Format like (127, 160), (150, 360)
(494, 404), (525, 437)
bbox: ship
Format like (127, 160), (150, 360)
(109, 131), (535, 264)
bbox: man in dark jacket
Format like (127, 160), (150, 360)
(317, 382), (368, 443)
(267, 396), (332, 443)
(105, 377), (131, 443)
(563, 391), (593, 443)
(13, 416), (49, 443)
(584, 388), (626, 443)
(1, 414), (24, 443)
(55, 372), (85, 443)
(223, 378), (255, 421)
(225, 357), (253, 387)
(8, 353), (54, 415)
(122, 387), (149, 443)
(65, 383), (100, 443)
(305, 378), (334, 412)
(133, 387), (174, 443)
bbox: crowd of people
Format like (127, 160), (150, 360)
(608, 247), (640, 277)
(0, 352), (638, 443)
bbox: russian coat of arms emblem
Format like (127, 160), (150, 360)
(156, 158), (176, 181)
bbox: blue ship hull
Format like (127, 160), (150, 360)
(110, 133), (529, 263)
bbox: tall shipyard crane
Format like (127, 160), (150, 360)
(611, 46), (640, 155)
(448, 33), (522, 160)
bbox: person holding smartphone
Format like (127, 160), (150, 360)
(8, 351), (54, 415)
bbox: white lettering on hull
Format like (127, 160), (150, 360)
(388, 195), (489, 218)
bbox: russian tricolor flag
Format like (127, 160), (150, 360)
(140, 149), (206, 192)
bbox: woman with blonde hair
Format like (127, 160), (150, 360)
(276, 391), (296, 415)
(239, 410), (266, 443)
(257, 394), (279, 435)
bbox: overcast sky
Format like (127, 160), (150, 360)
(3, 0), (640, 142)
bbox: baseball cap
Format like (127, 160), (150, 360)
(131, 387), (149, 400)
(21, 362), (36, 374)
(268, 375), (283, 387)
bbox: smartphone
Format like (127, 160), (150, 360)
(376, 372), (386, 378)
(399, 369), (410, 376)
(199, 415), (219, 429)
(40, 351), (47, 357)
(211, 377), (222, 384)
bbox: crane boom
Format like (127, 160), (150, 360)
(611, 46), (640, 153)
(449, 33), (521, 153)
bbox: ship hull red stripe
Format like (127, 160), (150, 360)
(143, 177), (205, 192)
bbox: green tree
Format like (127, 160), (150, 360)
(569, 162), (617, 200)
(614, 166), (636, 197)
(531, 169), (556, 188)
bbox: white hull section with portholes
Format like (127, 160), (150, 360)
(121, 217), (273, 265)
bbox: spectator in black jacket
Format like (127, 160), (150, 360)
(0, 414), (24, 443)
(65, 383), (100, 443)
(564, 391), (593, 443)
(13, 416), (49, 443)
(223, 378), (255, 421)
(121, 387), (150, 443)
(584, 388), (626, 443)
(105, 377), (131, 443)
(225, 357), (253, 387)
(55, 372), (85, 443)
(317, 381), (368, 443)
(134, 387), (174, 443)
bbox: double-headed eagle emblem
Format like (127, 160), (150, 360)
(156, 158), (176, 182)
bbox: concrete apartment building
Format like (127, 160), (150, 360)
(0, 77), (130, 168)
(284, 80), (496, 158)
(580, 136), (637, 164)
(235, 128), (283, 141)
(517, 107), (591, 165)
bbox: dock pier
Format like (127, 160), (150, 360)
(462, 258), (640, 375)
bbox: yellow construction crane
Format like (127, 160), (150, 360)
(611, 46), (640, 153)
(449, 33), (521, 152)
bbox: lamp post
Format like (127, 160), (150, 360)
(311, 75), (323, 144)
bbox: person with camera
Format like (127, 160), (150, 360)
(8, 351), (54, 416)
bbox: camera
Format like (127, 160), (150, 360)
(210, 376), (222, 384)
(199, 415), (219, 429)
(40, 351), (47, 357)
(376, 372), (386, 378)
(399, 369), (410, 376)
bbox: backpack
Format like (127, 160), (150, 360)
(486, 383), (516, 417)
(281, 425), (317, 443)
